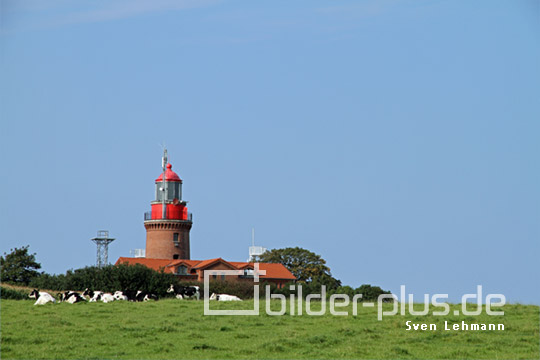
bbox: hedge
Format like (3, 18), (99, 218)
(1, 286), (30, 300)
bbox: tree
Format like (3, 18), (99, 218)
(258, 247), (341, 289)
(355, 284), (392, 302)
(1, 246), (42, 285)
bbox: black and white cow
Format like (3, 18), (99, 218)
(118, 289), (143, 302)
(83, 289), (115, 303)
(113, 291), (128, 301)
(120, 290), (138, 302)
(29, 289), (56, 305)
(167, 284), (200, 300)
(82, 288), (96, 300)
(59, 291), (86, 303)
(135, 290), (158, 302)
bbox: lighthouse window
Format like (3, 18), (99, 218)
(173, 233), (179, 246)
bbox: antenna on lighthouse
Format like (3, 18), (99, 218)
(161, 146), (168, 219)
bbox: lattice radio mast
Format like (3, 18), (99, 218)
(91, 230), (115, 268)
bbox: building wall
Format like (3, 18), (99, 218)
(145, 220), (191, 259)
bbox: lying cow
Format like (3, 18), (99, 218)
(113, 291), (128, 301)
(118, 290), (138, 301)
(167, 284), (200, 300)
(136, 290), (158, 302)
(95, 293), (115, 303)
(209, 293), (242, 301)
(83, 289), (115, 303)
(58, 291), (86, 303)
(29, 289), (56, 305)
(82, 288), (96, 300)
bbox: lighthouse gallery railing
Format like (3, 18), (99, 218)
(144, 212), (192, 222)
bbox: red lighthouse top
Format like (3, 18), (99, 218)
(155, 163), (182, 183)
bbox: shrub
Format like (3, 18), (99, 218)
(354, 284), (392, 301)
(205, 280), (262, 299)
(0, 286), (30, 300)
(29, 264), (178, 297)
(260, 282), (392, 301)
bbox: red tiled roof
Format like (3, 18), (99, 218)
(192, 258), (236, 270)
(169, 259), (202, 268)
(116, 257), (296, 280)
(116, 257), (176, 273)
(229, 261), (254, 269)
(256, 263), (297, 280)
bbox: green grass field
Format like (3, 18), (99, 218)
(1, 298), (538, 359)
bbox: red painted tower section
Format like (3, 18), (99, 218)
(144, 162), (192, 260)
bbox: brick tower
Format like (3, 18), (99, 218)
(144, 150), (192, 259)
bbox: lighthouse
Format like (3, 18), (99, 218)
(144, 150), (192, 260)
(117, 150), (297, 286)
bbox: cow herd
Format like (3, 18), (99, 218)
(82, 289), (158, 303)
(28, 286), (241, 305)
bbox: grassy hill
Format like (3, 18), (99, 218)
(1, 298), (538, 359)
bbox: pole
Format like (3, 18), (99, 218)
(162, 148), (168, 219)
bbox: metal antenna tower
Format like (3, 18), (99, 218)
(248, 228), (266, 262)
(91, 230), (115, 268)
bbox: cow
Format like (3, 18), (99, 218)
(167, 284), (200, 300)
(83, 288), (101, 302)
(83, 289), (115, 303)
(121, 290), (138, 302)
(59, 291), (75, 301)
(115, 289), (152, 302)
(82, 288), (98, 300)
(113, 291), (128, 301)
(29, 289), (56, 305)
(135, 290), (158, 302)
(66, 293), (86, 303)
(99, 293), (115, 303)
(209, 293), (242, 301)
(59, 291), (86, 303)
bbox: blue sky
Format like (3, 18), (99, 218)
(1, 0), (538, 303)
